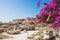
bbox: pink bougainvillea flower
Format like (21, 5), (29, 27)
(58, 11), (60, 15)
(37, 1), (40, 8)
(44, 2), (48, 5)
(36, 13), (42, 19)
(53, 22), (59, 30)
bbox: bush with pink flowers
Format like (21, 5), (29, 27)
(36, 0), (60, 30)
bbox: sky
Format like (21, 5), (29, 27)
(0, 0), (50, 22)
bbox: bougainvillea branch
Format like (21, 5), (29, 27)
(36, 0), (60, 30)
(37, 0), (40, 8)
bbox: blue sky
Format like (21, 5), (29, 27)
(0, 0), (50, 22)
